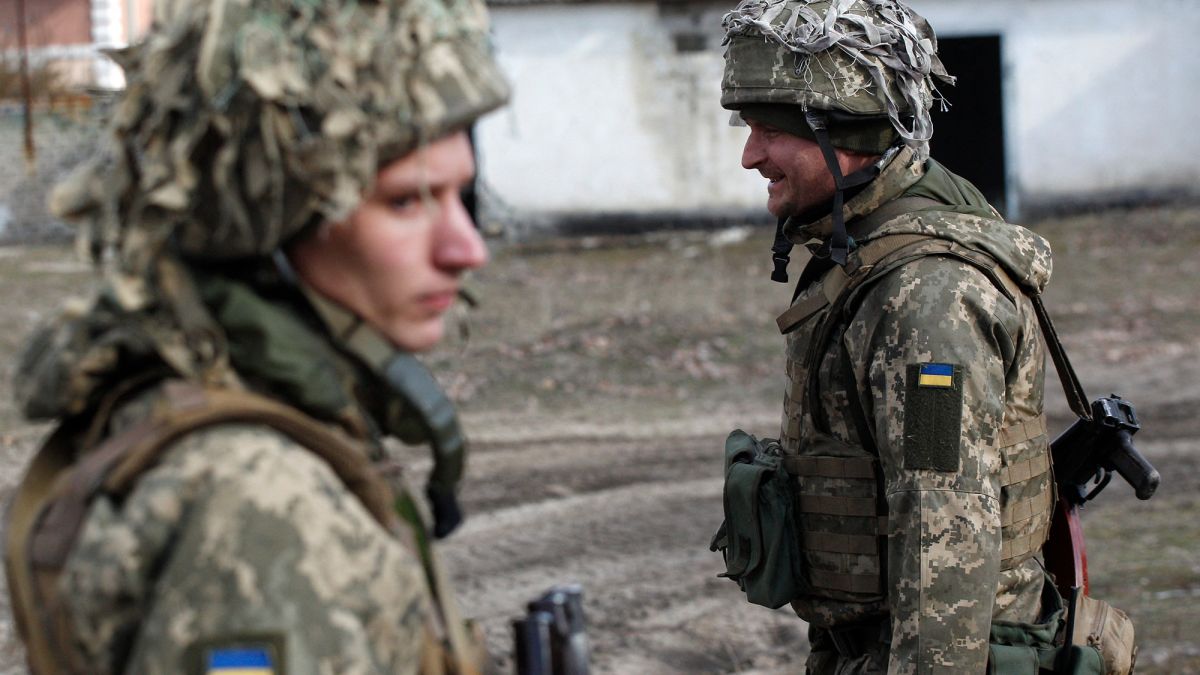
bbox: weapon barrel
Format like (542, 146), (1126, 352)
(513, 612), (554, 675)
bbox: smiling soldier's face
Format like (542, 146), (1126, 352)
(740, 118), (878, 218)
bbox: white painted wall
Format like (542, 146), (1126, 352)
(478, 3), (764, 216)
(479, 0), (1200, 222)
(90, 0), (126, 89)
(912, 0), (1200, 209)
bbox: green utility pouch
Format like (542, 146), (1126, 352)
(710, 430), (805, 609)
(987, 576), (1111, 675)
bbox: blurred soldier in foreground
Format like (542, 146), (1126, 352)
(709, 0), (1112, 672)
(3, 0), (509, 672)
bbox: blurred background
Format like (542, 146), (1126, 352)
(3, 0), (1199, 238)
(1, 1), (1198, 673)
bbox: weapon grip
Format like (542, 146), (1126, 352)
(1109, 430), (1160, 500)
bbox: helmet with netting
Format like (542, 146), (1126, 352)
(721, 0), (953, 156)
(52, 0), (510, 267)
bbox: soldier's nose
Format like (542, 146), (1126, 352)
(741, 128), (766, 170)
(434, 196), (489, 273)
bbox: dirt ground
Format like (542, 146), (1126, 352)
(0, 204), (1197, 674)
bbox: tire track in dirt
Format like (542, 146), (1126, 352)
(459, 435), (722, 513)
(440, 437), (809, 674)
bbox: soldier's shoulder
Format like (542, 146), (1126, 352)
(103, 382), (354, 491)
(64, 407), (431, 674)
(868, 208), (1052, 295)
(848, 248), (1023, 343)
(859, 252), (1017, 311)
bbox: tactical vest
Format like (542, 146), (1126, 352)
(3, 380), (486, 675)
(775, 221), (1057, 610)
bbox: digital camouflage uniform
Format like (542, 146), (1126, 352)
(779, 148), (1054, 674)
(6, 0), (508, 672)
(720, 1), (1056, 673)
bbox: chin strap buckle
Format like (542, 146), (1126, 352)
(769, 217), (793, 283)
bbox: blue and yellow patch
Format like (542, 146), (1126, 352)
(205, 646), (276, 675)
(904, 362), (963, 472)
(917, 363), (955, 388)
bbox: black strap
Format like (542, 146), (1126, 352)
(806, 112), (849, 265)
(805, 111), (881, 267)
(771, 218), (792, 283)
(1030, 295), (1092, 421)
(768, 110), (881, 281)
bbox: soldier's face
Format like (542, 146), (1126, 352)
(740, 119), (875, 218)
(287, 131), (487, 352)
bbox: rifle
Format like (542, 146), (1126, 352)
(1042, 395), (1160, 596)
(512, 584), (590, 675)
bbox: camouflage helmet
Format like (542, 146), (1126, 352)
(721, 0), (953, 156)
(52, 0), (510, 267)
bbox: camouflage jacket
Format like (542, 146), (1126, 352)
(14, 264), (464, 674)
(779, 148), (1054, 674)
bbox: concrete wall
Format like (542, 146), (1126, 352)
(479, 0), (1200, 224)
(913, 0), (1200, 211)
(477, 2), (764, 227)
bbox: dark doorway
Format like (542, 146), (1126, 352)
(929, 35), (1008, 216)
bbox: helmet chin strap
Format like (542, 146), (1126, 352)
(803, 110), (880, 267)
(768, 110), (885, 281)
(770, 217), (793, 283)
(273, 251), (467, 538)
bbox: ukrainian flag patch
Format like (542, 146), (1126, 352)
(917, 363), (955, 388)
(205, 646), (276, 675)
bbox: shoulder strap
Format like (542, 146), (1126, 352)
(3, 425), (82, 674)
(847, 195), (942, 239)
(4, 382), (481, 675)
(800, 234), (942, 434)
(32, 382), (401, 573)
(776, 233), (936, 335)
(1029, 295), (1091, 420)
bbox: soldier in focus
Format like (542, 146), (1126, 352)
(719, 0), (1058, 672)
(3, 0), (509, 672)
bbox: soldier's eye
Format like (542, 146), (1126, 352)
(387, 194), (420, 213)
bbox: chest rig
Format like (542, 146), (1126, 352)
(776, 217), (1058, 615)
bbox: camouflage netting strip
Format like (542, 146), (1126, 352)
(723, 0), (953, 146)
(50, 0), (509, 278)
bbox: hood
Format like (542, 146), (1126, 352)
(787, 147), (1051, 296)
(864, 176), (1052, 297)
(15, 257), (364, 429)
(864, 205), (1053, 296)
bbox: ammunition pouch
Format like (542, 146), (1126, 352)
(1067, 595), (1137, 675)
(987, 576), (1135, 675)
(710, 430), (806, 609)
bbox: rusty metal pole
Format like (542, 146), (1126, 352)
(16, 0), (37, 170)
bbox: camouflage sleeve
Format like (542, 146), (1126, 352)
(842, 256), (1020, 674)
(61, 424), (433, 675)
